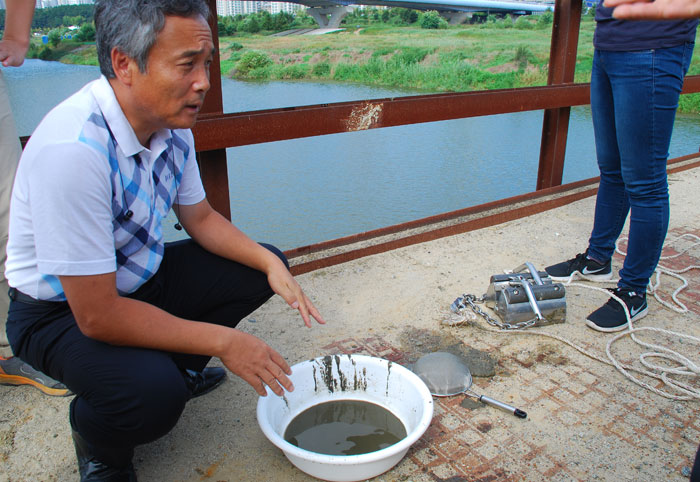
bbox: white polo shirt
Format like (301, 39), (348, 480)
(6, 76), (206, 301)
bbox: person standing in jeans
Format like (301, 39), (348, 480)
(586, 3), (700, 481)
(545, 0), (697, 332)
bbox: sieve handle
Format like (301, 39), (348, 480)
(479, 395), (527, 419)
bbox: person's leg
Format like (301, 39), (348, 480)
(609, 43), (693, 292)
(0, 69), (21, 353)
(587, 49), (631, 265)
(585, 43), (694, 332)
(129, 239), (285, 372)
(7, 300), (189, 475)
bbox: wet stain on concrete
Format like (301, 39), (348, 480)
(515, 343), (569, 368)
(459, 397), (482, 410)
(399, 327), (496, 378)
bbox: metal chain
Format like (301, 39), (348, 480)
(451, 294), (538, 330)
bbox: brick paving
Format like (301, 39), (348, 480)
(320, 326), (699, 482)
(320, 234), (700, 482)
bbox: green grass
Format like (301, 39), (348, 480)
(221, 23), (585, 93)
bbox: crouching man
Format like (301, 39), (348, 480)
(4, 0), (325, 479)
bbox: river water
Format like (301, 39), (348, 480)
(7, 59), (700, 249)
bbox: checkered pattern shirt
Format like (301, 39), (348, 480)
(6, 76), (205, 301)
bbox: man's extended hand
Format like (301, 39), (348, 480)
(605, 0), (700, 19)
(220, 330), (294, 396)
(267, 262), (326, 328)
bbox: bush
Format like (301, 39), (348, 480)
(312, 62), (331, 77)
(513, 45), (534, 69)
(394, 47), (431, 65)
(229, 42), (244, 51)
(280, 64), (309, 79)
(236, 51), (272, 75)
(514, 16), (535, 29)
(537, 11), (553, 28)
(38, 45), (53, 60)
(420, 11), (447, 29)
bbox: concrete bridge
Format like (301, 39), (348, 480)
(288, 0), (553, 28)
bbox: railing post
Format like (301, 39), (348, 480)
(536, 0), (582, 190)
(198, 0), (232, 220)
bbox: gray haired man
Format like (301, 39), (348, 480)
(5, 1), (325, 480)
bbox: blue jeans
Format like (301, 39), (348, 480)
(587, 43), (694, 292)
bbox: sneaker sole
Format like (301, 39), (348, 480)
(585, 307), (648, 333)
(549, 270), (613, 282)
(0, 375), (71, 397)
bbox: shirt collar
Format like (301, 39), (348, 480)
(92, 75), (172, 160)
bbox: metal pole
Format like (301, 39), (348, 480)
(198, 0), (231, 220)
(536, 0), (582, 190)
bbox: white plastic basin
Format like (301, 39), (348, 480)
(256, 354), (434, 482)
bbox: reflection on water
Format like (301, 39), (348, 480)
(6, 59), (700, 249)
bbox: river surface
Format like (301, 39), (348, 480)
(7, 59), (700, 249)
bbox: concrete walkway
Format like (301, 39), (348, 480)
(2, 163), (700, 481)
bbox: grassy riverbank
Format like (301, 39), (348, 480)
(42, 20), (700, 114)
(221, 22), (583, 91)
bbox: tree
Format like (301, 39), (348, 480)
(259, 10), (273, 30)
(32, 5), (94, 29)
(74, 23), (95, 42)
(240, 15), (261, 34)
(272, 12), (294, 31)
(63, 15), (82, 26)
(48, 29), (62, 47)
(400, 8), (419, 24)
(218, 16), (237, 36)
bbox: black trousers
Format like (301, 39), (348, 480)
(6, 240), (285, 450)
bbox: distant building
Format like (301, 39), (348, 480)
(216, 0), (304, 16)
(34, 0), (94, 7)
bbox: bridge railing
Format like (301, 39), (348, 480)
(101, 1), (700, 270)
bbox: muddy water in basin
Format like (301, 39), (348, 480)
(283, 400), (407, 456)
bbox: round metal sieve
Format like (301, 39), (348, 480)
(413, 352), (526, 419)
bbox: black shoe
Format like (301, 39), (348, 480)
(72, 430), (137, 482)
(545, 252), (613, 282)
(586, 287), (648, 333)
(183, 367), (226, 398)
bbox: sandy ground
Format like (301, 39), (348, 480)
(2, 165), (700, 481)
